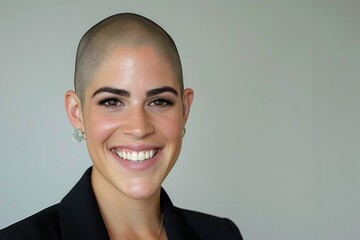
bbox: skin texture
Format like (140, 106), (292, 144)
(65, 40), (193, 239)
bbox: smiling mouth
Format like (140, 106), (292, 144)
(112, 149), (159, 162)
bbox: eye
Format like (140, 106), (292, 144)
(98, 98), (124, 107)
(149, 98), (174, 107)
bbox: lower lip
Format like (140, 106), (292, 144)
(112, 150), (160, 171)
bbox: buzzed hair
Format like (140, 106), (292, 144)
(74, 13), (183, 101)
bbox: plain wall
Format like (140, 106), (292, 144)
(0, 1), (359, 239)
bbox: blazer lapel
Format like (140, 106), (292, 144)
(59, 167), (109, 240)
(161, 189), (199, 240)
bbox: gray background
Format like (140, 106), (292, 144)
(1, 1), (359, 239)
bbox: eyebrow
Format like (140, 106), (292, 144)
(146, 86), (178, 97)
(92, 87), (130, 98)
(92, 86), (178, 98)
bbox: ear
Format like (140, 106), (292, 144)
(65, 90), (84, 130)
(181, 88), (194, 125)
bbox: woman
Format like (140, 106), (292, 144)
(0, 13), (242, 240)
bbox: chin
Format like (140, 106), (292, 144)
(121, 180), (161, 200)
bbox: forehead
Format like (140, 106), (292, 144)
(85, 44), (180, 94)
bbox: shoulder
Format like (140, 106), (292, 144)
(0, 204), (61, 240)
(175, 207), (243, 240)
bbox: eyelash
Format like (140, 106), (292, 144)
(98, 98), (124, 107)
(149, 98), (174, 107)
(98, 98), (174, 108)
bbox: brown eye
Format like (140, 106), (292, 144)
(99, 98), (124, 107)
(149, 99), (174, 107)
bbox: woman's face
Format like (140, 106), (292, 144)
(72, 45), (193, 200)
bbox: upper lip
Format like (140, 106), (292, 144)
(110, 144), (161, 152)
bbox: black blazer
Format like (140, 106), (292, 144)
(0, 168), (243, 240)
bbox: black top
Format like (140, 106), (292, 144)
(0, 168), (243, 240)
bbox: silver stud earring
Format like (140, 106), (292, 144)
(72, 128), (85, 143)
(182, 127), (186, 137)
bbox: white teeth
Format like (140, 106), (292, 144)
(131, 152), (137, 161)
(138, 151), (145, 161)
(115, 149), (157, 162)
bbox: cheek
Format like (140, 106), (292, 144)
(155, 114), (183, 142)
(84, 112), (119, 144)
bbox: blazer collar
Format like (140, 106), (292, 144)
(59, 167), (196, 240)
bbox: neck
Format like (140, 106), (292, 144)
(91, 169), (164, 239)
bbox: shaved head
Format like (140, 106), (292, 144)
(74, 13), (183, 101)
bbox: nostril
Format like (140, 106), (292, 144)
(122, 119), (155, 137)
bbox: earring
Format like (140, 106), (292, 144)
(182, 127), (186, 137)
(72, 128), (84, 143)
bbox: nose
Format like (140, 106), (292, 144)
(122, 106), (155, 138)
